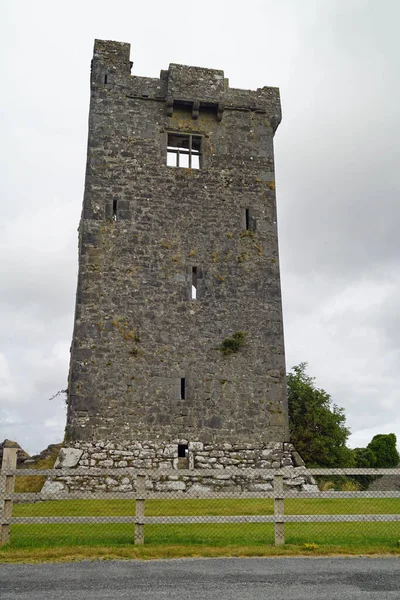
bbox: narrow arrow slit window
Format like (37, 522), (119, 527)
(191, 266), (197, 299)
(245, 208), (250, 230)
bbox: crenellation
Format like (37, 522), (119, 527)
(91, 40), (281, 123)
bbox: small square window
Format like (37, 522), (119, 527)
(167, 133), (201, 169)
(178, 443), (188, 458)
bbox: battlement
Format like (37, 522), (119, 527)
(93, 39), (132, 73)
(91, 39), (281, 132)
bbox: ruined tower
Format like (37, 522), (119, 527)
(64, 39), (296, 476)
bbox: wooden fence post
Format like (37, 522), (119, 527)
(0, 447), (18, 545)
(134, 473), (146, 545)
(274, 473), (285, 546)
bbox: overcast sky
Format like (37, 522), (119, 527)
(1, 0), (399, 455)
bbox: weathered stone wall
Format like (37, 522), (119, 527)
(46, 441), (317, 494)
(65, 39), (289, 453)
(62, 440), (294, 471)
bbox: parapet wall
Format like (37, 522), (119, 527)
(91, 39), (281, 130)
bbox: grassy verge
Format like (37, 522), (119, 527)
(1, 544), (400, 564)
(1, 497), (400, 562)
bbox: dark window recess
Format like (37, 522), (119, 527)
(104, 74), (108, 84)
(191, 266), (197, 299)
(167, 133), (201, 169)
(112, 200), (118, 221)
(245, 208), (250, 230)
(180, 377), (186, 400)
(244, 208), (256, 232)
(178, 443), (188, 458)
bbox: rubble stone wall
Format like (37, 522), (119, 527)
(45, 442), (318, 494)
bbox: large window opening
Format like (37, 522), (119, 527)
(167, 133), (201, 169)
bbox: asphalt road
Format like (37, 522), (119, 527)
(1, 557), (400, 599)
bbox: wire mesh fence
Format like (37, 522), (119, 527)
(2, 448), (400, 551)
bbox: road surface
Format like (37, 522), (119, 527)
(1, 557), (400, 599)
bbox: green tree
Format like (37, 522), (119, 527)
(352, 435), (399, 489)
(353, 447), (376, 468)
(352, 447), (377, 489)
(367, 433), (399, 467)
(287, 363), (353, 467)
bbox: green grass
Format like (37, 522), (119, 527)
(12, 496), (400, 517)
(1, 497), (400, 560)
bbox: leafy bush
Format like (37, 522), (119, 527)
(353, 447), (376, 468)
(367, 434), (399, 468)
(340, 480), (361, 491)
(318, 480), (335, 491)
(352, 447), (377, 489)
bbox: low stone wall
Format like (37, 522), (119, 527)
(42, 440), (318, 493)
(59, 440), (297, 470)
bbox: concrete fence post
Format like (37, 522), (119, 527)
(0, 447), (18, 545)
(273, 473), (285, 546)
(134, 473), (146, 545)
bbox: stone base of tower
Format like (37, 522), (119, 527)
(42, 440), (318, 494)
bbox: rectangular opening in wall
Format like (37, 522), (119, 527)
(104, 74), (108, 84)
(180, 377), (186, 400)
(191, 266), (197, 299)
(167, 133), (201, 169)
(112, 200), (117, 221)
(244, 208), (256, 232)
(178, 443), (188, 458)
(245, 208), (250, 230)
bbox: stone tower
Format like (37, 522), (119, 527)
(64, 39), (296, 476)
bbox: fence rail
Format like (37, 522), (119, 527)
(9, 490), (400, 501)
(2, 447), (400, 547)
(4, 467), (400, 477)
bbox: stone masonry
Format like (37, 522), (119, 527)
(57, 39), (312, 492)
